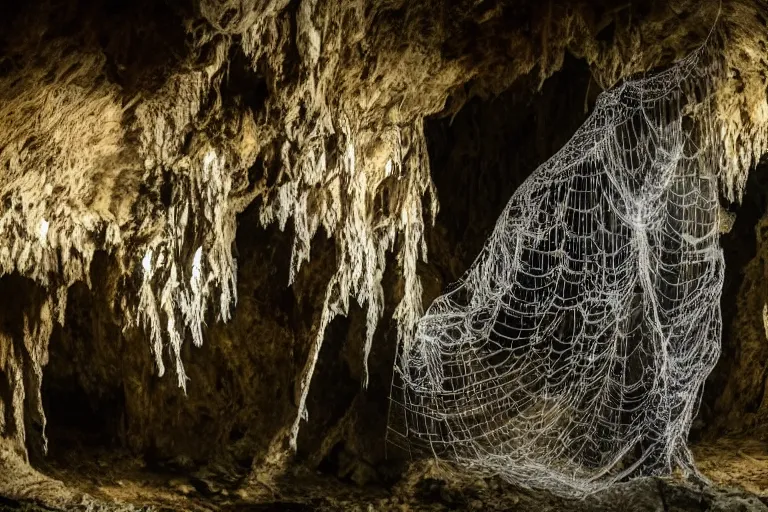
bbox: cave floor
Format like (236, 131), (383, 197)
(692, 438), (768, 497)
(3, 439), (768, 511)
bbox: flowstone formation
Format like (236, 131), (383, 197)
(391, 48), (727, 495)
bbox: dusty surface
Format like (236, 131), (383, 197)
(695, 438), (768, 498)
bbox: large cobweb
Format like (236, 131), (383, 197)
(389, 51), (725, 495)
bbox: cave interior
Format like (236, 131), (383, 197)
(2, 0), (768, 510)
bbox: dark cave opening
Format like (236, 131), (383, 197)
(40, 361), (126, 457)
(0, 274), (53, 460)
(695, 157), (768, 439)
(39, 275), (129, 463)
(423, 54), (600, 287)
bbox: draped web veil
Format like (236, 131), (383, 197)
(389, 47), (725, 495)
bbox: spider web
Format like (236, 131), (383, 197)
(388, 51), (725, 495)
